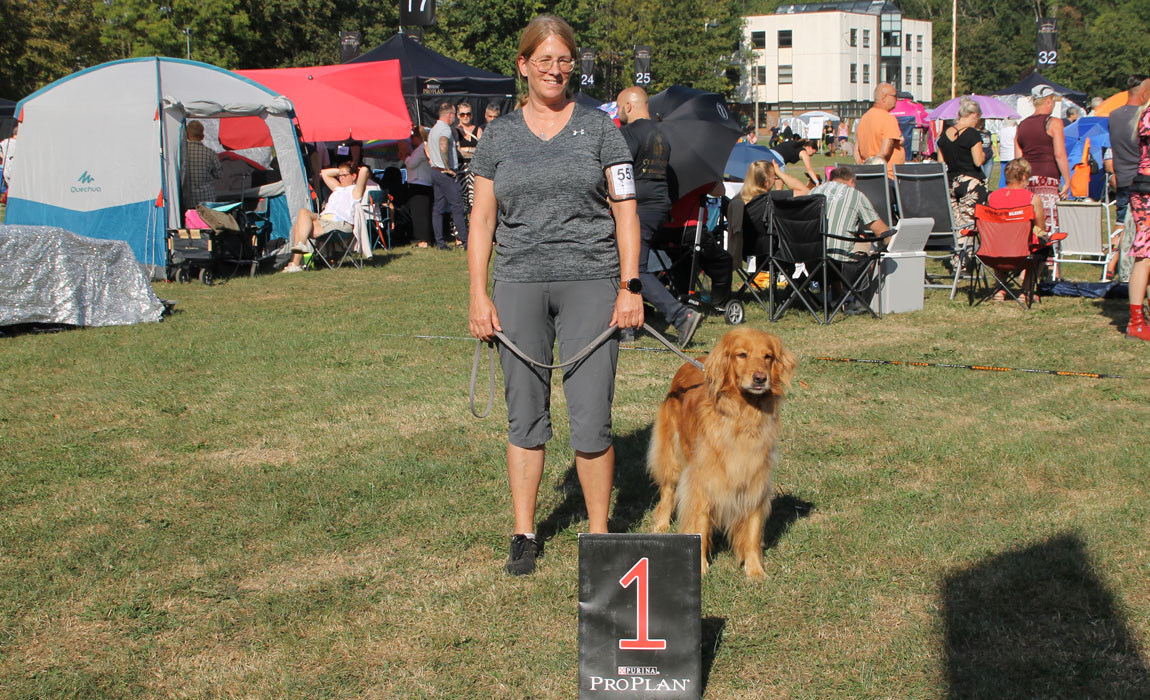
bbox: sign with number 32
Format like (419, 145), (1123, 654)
(579, 534), (702, 699)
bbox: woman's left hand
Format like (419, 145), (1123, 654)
(611, 289), (645, 330)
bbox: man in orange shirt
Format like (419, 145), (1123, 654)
(854, 83), (905, 178)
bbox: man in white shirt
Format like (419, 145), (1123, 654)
(427, 101), (469, 250)
(284, 162), (369, 272)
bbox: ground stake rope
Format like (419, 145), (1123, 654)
(810, 356), (1124, 380)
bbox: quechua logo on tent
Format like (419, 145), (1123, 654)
(73, 171), (101, 193)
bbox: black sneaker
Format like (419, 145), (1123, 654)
(674, 309), (702, 349)
(504, 535), (541, 576)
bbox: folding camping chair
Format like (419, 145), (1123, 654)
(838, 163), (893, 227)
(651, 196), (746, 325)
(365, 187), (392, 251)
(892, 162), (965, 297)
(967, 204), (1063, 309)
(731, 192), (778, 315)
(765, 193), (860, 324)
(1052, 199), (1113, 280)
(310, 224), (363, 271)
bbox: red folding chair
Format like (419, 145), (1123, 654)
(969, 204), (1063, 309)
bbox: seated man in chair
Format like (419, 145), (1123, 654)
(284, 161), (370, 273)
(811, 165), (890, 312)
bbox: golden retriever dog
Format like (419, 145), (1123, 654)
(647, 327), (796, 579)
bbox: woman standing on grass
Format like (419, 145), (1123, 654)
(467, 15), (642, 575)
(935, 97), (987, 229)
(1016, 86), (1071, 235)
(1124, 97), (1150, 341)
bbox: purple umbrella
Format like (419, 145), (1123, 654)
(926, 94), (1019, 120)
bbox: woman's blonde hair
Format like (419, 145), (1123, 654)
(740, 160), (776, 202)
(515, 15), (577, 99)
(517, 15), (576, 69)
(1003, 157), (1032, 185)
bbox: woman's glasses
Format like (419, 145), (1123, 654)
(528, 57), (575, 74)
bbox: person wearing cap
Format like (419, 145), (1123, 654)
(1015, 85), (1071, 236)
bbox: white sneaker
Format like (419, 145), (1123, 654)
(282, 263), (304, 273)
(290, 240), (312, 255)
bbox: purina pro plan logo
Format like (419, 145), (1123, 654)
(72, 171), (101, 193)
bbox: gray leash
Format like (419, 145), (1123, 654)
(469, 325), (706, 418)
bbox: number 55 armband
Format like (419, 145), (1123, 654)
(607, 163), (637, 202)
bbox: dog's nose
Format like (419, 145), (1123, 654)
(753, 372), (767, 384)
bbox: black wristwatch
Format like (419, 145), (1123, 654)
(624, 277), (643, 294)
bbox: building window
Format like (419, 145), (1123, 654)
(863, 30), (870, 48)
(753, 65), (767, 84)
(917, 35), (923, 52)
(778, 30), (792, 48)
(751, 31), (766, 50)
(917, 67), (923, 85)
(906, 67), (911, 85)
(850, 28), (857, 47)
(906, 34), (912, 50)
(863, 64), (870, 83)
(850, 63), (857, 83)
(779, 65), (793, 84)
(883, 31), (899, 48)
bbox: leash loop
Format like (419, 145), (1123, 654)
(468, 325), (705, 419)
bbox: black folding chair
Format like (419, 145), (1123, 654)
(839, 163), (893, 226)
(892, 162), (966, 297)
(766, 194), (839, 324)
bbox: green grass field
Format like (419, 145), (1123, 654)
(2, 234), (1149, 698)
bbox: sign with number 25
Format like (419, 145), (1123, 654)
(579, 534), (702, 699)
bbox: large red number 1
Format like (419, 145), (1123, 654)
(618, 557), (667, 650)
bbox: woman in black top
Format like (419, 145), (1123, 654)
(936, 97), (987, 228)
(770, 138), (821, 185)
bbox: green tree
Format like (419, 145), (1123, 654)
(5, 0), (108, 97)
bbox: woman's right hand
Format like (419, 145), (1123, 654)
(469, 293), (501, 341)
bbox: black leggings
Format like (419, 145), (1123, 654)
(406, 184), (433, 246)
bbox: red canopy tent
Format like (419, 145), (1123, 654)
(226, 60), (411, 147)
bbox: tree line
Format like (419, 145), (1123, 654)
(3, 0), (1147, 106)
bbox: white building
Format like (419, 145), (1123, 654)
(740, 1), (932, 124)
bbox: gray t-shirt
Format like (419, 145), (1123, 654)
(470, 104), (632, 283)
(1109, 104), (1141, 188)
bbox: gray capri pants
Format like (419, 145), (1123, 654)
(492, 278), (620, 453)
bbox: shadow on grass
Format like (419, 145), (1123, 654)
(537, 426), (656, 543)
(1095, 295), (1135, 334)
(943, 532), (1150, 699)
(701, 616), (726, 695)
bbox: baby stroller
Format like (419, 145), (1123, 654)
(651, 193), (746, 325)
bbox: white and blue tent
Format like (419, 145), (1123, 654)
(5, 57), (312, 274)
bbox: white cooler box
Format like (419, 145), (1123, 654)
(868, 217), (932, 315)
(870, 251), (926, 314)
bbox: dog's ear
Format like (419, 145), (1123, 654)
(771, 341), (797, 393)
(704, 333), (732, 396)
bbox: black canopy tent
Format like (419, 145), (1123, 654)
(993, 70), (1087, 107)
(348, 34), (516, 126)
(0, 97), (16, 140)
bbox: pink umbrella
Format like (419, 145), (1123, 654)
(927, 94), (1019, 120)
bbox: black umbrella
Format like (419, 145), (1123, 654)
(648, 85), (742, 201)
